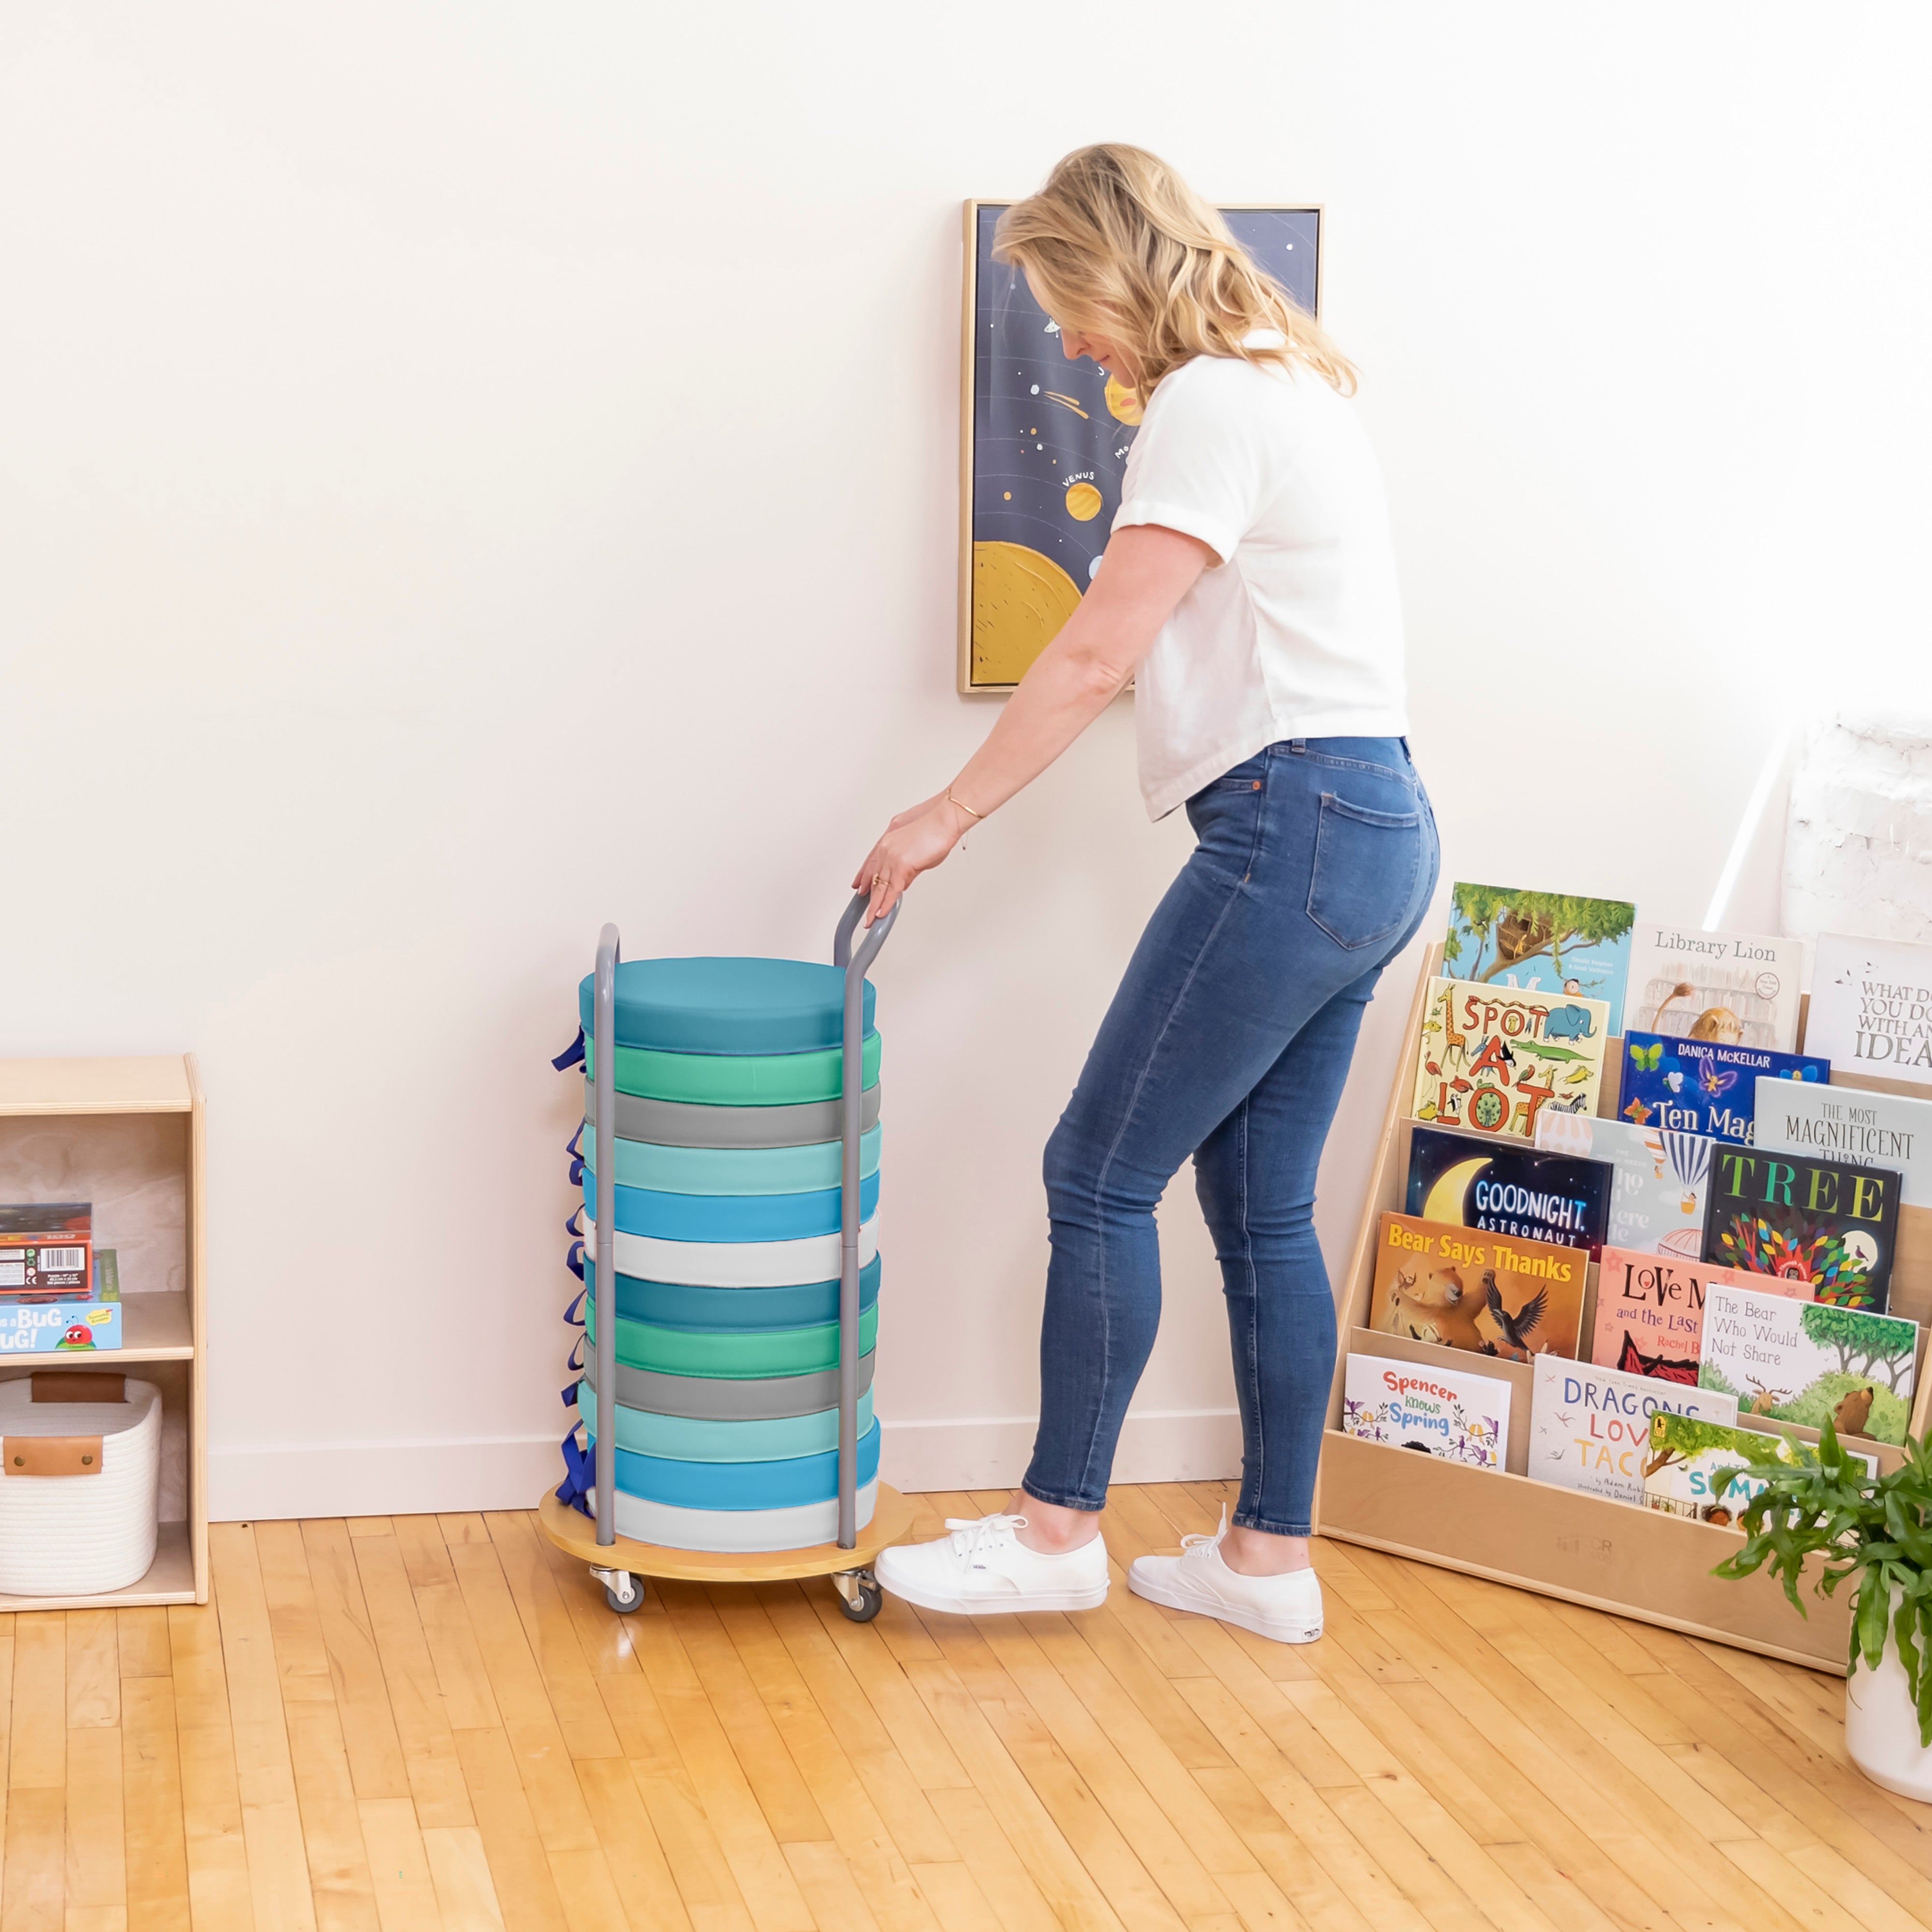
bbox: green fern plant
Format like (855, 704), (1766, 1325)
(1711, 1421), (1932, 1746)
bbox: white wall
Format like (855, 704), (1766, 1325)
(2, 3), (1927, 1518)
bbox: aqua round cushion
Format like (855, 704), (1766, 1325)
(576, 1381), (873, 1461)
(581, 1350), (873, 1421)
(586, 1255), (880, 1331)
(585, 1212), (877, 1288)
(594, 1084), (881, 1150)
(586, 1031), (880, 1105)
(582, 1122), (880, 1195)
(582, 1170), (879, 1242)
(607, 1479), (877, 1551)
(585, 1420), (882, 1509)
(579, 957), (875, 1054)
(584, 1299), (879, 1376)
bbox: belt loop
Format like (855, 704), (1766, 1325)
(1287, 738), (1306, 755)
(1399, 736), (1412, 759)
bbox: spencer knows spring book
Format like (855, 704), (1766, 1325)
(1412, 979), (1610, 1142)
(1624, 924), (1804, 1053)
(1441, 883), (1636, 1035)
(1590, 1245), (1808, 1384)
(1406, 1125), (1612, 1257)
(1528, 1354), (1737, 1506)
(1341, 1353), (1510, 1469)
(1618, 1031), (1828, 1145)
(1368, 1212), (1588, 1362)
(1534, 1113), (1713, 1258)
(1700, 1146), (1901, 1311)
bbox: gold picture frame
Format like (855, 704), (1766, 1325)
(957, 199), (1323, 694)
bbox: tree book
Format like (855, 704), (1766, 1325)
(1804, 933), (1932, 1089)
(1368, 1211), (1589, 1363)
(1699, 1279), (1919, 1446)
(1590, 1244), (1808, 1385)
(1528, 1354), (1737, 1506)
(1624, 924), (1804, 1054)
(1411, 978), (1611, 1142)
(1534, 1112), (1714, 1258)
(1699, 1146), (1901, 1311)
(1754, 1074), (1932, 1212)
(1406, 1124), (1612, 1258)
(1441, 882), (1637, 1036)
(1617, 1031), (1829, 1145)
(1340, 1352), (1510, 1470)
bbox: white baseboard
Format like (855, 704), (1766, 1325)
(209, 1409), (1243, 1521)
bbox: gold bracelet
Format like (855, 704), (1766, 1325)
(947, 788), (985, 822)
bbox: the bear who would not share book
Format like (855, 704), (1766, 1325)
(1617, 1031), (1829, 1145)
(1341, 1353), (1511, 1470)
(1368, 1212), (1589, 1362)
(1590, 1245), (1808, 1384)
(1406, 1124), (1612, 1258)
(1440, 883), (1637, 1036)
(1534, 1113), (1715, 1259)
(1624, 924), (1804, 1054)
(1700, 1146), (1901, 1312)
(1411, 979), (1610, 1143)
(1528, 1354), (1738, 1506)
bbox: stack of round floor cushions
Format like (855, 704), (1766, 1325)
(574, 955), (883, 1552)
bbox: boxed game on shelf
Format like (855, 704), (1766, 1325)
(0, 1249), (121, 1353)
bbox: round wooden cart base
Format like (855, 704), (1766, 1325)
(536, 1483), (914, 1620)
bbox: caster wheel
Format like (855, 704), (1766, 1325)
(603, 1573), (645, 1614)
(837, 1578), (883, 1622)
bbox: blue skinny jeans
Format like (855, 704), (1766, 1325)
(1023, 738), (1440, 1536)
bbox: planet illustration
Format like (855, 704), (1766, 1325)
(1104, 376), (1143, 426)
(971, 542), (1082, 686)
(1064, 481), (1102, 522)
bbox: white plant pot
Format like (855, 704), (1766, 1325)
(1845, 1592), (1932, 1802)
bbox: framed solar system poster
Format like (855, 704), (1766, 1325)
(958, 200), (1322, 693)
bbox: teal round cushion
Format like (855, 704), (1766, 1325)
(584, 1299), (879, 1376)
(582, 1122), (879, 1195)
(579, 957), (874, 1054)
(588, 1421), (882, 1509)
(577, 1380), (873, 1461)
(586, 1031), (880, 1105)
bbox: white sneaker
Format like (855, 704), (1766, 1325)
(875, 1513), (1110, 1615)
(1127, 1514), (1323, 1644)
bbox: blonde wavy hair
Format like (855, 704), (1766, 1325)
(994, 144), (1354, 399)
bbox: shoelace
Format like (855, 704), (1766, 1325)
(944, 1513), (1026, 1567)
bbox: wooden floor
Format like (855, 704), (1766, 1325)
(4, 1485), (1931, 1932)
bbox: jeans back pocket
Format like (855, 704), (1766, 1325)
(1307, 791), (1422, 950)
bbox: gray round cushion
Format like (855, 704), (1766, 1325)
(589, 1082), (882, 1149)
(579, 1350), (875, 1421)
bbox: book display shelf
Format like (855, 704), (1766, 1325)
(1319, 947), (1932, 1675)
(0, 1056), (206, 1608)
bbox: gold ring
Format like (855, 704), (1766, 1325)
(871, 874), (884, 887)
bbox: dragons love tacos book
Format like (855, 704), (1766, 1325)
(1441, 884), (1637, 1035)
(1590, 1244), (1808, 1385)
(1412, 979), (1610, 1143)
(1617, 1031), (1828, 1145)
(1406, 1125), (1613, 1258)
(1700, 1146), (1901, 1312)
(1368, 1212), (1588, 1363)
(1528, 1354), (1737, 1506)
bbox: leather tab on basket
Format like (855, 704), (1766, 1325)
(2, 1435), (105, 1477)
(29, 1371), (125, 1405)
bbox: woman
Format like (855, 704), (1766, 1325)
(862, 145), (1438, 1643)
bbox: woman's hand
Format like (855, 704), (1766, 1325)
(852, 796), (967, 925)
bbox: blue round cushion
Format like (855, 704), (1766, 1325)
(587, 1419), (883, 1509)
(582, 1169), (880, 1242)
(578, 957), (876, 1055)
(588, 1255), (881, 1331)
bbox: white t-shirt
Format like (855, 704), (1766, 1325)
(1111, 345), (1410, 819)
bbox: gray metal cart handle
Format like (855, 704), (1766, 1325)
(588, 897), (897, 1552)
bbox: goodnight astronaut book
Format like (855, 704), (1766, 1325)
(1534, 1112), (1715, 1259)
(1700, 1147), (1901, 1312)
(1625, 924), (1805, 1054)
(1617, 1031), (1829, 1146)
(1341, 1352), (1511, 1471)
(1405, 1124), (1612, 1258)
(1411, 979), (1611, 1142)
(1440, 883), (1636, 1035)
(1369, 1212), (1588, 1363)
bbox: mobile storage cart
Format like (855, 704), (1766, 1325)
(538, 892), (911, 1618)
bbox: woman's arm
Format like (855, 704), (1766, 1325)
(853, 523), (1212, 923)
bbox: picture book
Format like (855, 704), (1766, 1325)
(1528, 1354), (1737, 1506)
(1618, 1031), (1829, 1144)
(1754, 1075), (1932, 1211)
(1805, 934), (1932, 1089)
(1412, 978), (1611, 1142)
(1441, 883), (1636, 1035)
(1368, 1212), (1589, 1362)
(1700, 1146), (1901, 1311)
(1642, 1411), (1801, 1527)
(1590, 1245), (1808, 1384)
(1406, 1125), (1612, 1257)
(1341, 1352), (1511, 1470)
(1625, 924), (1804, 1053)
(1534, 1113), (1714, 1258)
(1699, 1280), (1919, 1446)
